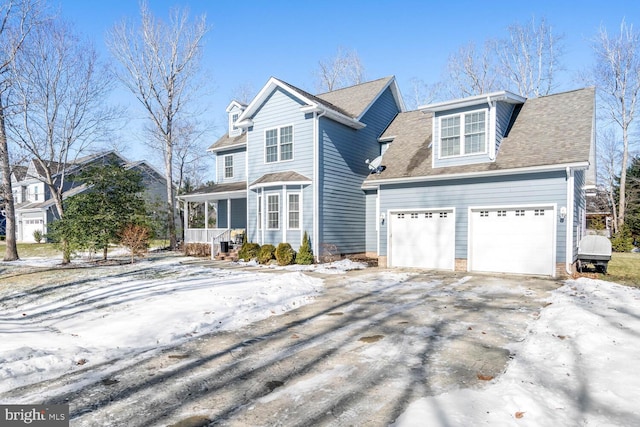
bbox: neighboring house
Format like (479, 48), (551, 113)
(182, 76), (595, 277)
(12, 151), (168, 243)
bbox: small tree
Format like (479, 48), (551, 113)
(49, 159), (148, 261)
(296, 231), (314, 265)
(119, 224), (150, 263)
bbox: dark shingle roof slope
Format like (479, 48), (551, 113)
(250, 171), (311, 187)
(365, 87), (594, 183)
(316, 76), (394, 118)
(187, 181), (247, 195)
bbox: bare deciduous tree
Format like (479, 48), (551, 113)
(446, 41), (502, 98)
(591, 19), (640, 232)
(315, 46), (365, 92)
(497, 16), (564, 97)
(406, 77), (443, 109)
(0, 0), (45, 261)
(9, 18), (116, 263)
(597, 128), (623, 233)
(107, 1), (210, 249)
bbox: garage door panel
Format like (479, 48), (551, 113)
(390, 210), (454, 270)
(470, 207), (554, 276)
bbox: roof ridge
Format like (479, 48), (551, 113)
(315, 76), (393, 96)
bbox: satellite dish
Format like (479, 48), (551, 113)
(365, 156), (386, 174)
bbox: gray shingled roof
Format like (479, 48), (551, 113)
(207, 132), (247, 152)
(316, 76), (394, 118)
(250, 171), (311, 187)
(365, 87), (595, 183)
(186, 181), (247, 195)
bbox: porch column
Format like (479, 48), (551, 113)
(183, 200), (188, 242)
(227, 197), (231, 230)
(204, 202), (209, 231)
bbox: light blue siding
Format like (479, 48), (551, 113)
(378, 170), (569, 262)
(365, 190), (378, 253)
(319, 87), (399, 254)
(246, 88), (314, 184)
(216, 147), (246, 183)
(244, 88), (315, 247)
(495, 102), (515, 153)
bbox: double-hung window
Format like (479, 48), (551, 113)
(440, 110), (486, 157)
(257, 195), (262, 230)
(265, 125), (294, 163)
(267, 194), (279, 229)
(288, 193), (300, 229)
(224, 155), (233, 179)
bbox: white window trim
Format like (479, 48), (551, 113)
(229, 111), (241, 137)
(257, 195), (262, 231)
(287, 192), (301, 230)
(264, 124), (295, 164)
(438, 108), (489, 159)
(223, 154), (234, 179)
(266, 193), (280, 230)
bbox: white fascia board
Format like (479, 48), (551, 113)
(361, 162), (590, 189)
(419, 91), (526, 112)
(355, 77), (406, 121)
(249, 180), (311, 190)
(225, 100), (247, 113)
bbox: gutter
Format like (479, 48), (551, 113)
(361, 162), (590, 190)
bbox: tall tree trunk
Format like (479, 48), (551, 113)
(0, 100), (19, 261)
(618, 124), (630, 231)
(164, 143), (176, 249)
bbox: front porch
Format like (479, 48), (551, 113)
(179, 182), (247, 257)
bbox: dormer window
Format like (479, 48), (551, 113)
(229, 112), (241, 137)
(440, 110), (487, 158)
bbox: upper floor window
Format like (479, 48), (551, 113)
(265, 125), (293, 163)
(440, 110), (486, 158)
(224, 155), (233, 179)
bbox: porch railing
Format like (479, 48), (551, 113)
(184, 228), (227, 244)
(210, 229), (232, 259)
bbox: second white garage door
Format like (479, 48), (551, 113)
(389, 209), (455, 270)
(469, 206), (556, 276)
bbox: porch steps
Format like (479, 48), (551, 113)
(215, 248), (239, 262)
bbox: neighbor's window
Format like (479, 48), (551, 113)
(265, 125), (294, 163)
(440, 110), (486, 157)
(224, 155), (233, 179)
(288, 193), (300, 229)
(267, 194), (279, 229)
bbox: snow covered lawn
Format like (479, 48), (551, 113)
(0, 255), (325, 395)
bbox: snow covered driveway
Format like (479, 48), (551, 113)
(1, 254), (640, 426)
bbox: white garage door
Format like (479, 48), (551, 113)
(469, 206), (555, 276)
(22, 218), (44, 243)
(389, 209), (455, 270)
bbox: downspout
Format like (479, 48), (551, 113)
(487, 96), (496, 161)
(313, 108), (327, 260)
(565, 166), (574, 275)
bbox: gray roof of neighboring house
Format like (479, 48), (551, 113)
(250, 171), (311, 187)
(12, 165), (28, 181)
(316, 76), (395, 118)
(365, 87), (595, 183)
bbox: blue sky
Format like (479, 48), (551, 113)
(55, 0), (638, 171)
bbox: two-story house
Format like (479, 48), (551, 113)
(181, 76), (404, 257)
(182, 77), (595, 277)
(12, 151), (169, 243)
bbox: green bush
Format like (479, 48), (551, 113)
(611, 227), (634, 252)
(296, 231), (314, 265)
(258, 244), (276, 264)
(275, 242), (296, 266)
(238, 242), (260, 261)
(32, 230), (43, 243)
